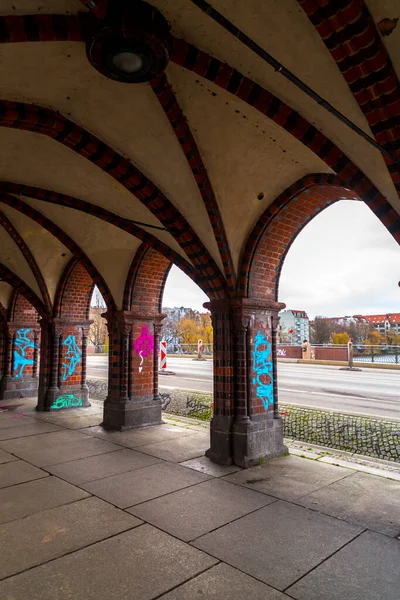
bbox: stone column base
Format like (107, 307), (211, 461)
(0, 375), (39, 400)
(232, 415), (288, 468)
(37, 386), (91, 411)
(205, 415), (234, 465)
(102, 395), (162, 430)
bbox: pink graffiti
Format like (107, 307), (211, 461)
(134, 326), (154, 373)
(134, 326), (154, 357)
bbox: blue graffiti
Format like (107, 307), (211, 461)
(252, 330), (274, 410)
(13, 328), (35, 378)
(61, 335), (81, 381)
(51, 394), (83, 410)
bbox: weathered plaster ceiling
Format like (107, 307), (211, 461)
(0, 204), (73, 303)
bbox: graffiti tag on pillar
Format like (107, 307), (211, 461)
(51, 394), (83, 410)
(134, 326), (154, 373)
(61, 335), (81, 381)
(13, 328), (35, 378)
(252, 330), (274, 410)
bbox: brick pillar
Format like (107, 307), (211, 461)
(0, 322), (40, 400)
(102, 310), (165, 430)
(205, 298), (288, 467)
(37, 318), (91, 411)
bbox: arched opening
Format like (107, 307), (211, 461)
(37, 259), (114, 411)
(0, 285), (41, 400)
(158, 264), (213, 420)
(245, 181), (400, 460)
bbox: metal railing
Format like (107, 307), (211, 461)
(166, 343), (213, 355)
(353, 345), (400, 364)
(278, 343), (400, 364)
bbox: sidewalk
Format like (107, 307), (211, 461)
(0, 398), (399, 599)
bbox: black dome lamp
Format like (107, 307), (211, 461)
(86, 0), (171, 83)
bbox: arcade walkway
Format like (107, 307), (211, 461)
(0, 398), (399, 599)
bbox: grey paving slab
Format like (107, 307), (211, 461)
(0, 476), (90, 524)
(53, 415), (104, 429)
(180, 456), (242, 477)
(0, 415), (37, 429)
(15, 436), (121, 467)
(159, 563), (290, 600)
(193, 500), (363, 590)
(0, 429), (89, 453)
(137, 432), (210, 462)
(0, 497), (141, 580)
(298, 471), (400, 537)
(0, 524), (218, 600)
(79, 423), (196, 447)
(81, 461), (211, 508)
(46, 448), (160, 484)
(288, 530), (400, 600)
(128, 478), (275, 541)
(0, 460), (48, 489)
(223, 454), (351, 501)
(0, 421), (62, 441)
(0, 448), (18, 464)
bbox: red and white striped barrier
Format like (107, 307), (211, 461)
(159, 341), (167, 371)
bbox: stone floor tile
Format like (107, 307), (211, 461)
(0, 421), (62, 441)
(0, 460), (48, 489)
(137, 432), (210, 462)
(297, 471), (400, 537)
(193, 500), (362, 590)
(180, 456), (242, 477)
(0, 525), (217, 600)
(0, 448), (18, 464)
(287, 530), (400, 600)
(0, 476), (90, 524)
(223, 454), (351, 501)
(0, 496), (141, 580)
(289, 447), (321, 460)
(128, 478), (275, 541)
(16, 436), (121, 467)
(0, 429), (89, 453)
(318, 456), (400, 481)
(55, 415), (104, 429)
(81, 461), (211, 508)
(0, 416), (37, 429)
(46, 448), (160, 484)
(78, 423), (196, 447)
(159, 563), (290, 600)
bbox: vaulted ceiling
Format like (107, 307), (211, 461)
(0, 0), (398, 312)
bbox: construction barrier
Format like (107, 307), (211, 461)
(159, 340), (167, 370)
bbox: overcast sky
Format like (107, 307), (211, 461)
(162, 200), (400, 318)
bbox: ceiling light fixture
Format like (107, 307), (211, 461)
(86, 0), (171, 83)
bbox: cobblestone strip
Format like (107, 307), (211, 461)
(280, 404), (400, 463)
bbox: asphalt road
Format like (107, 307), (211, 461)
(87, 355), (400, 419)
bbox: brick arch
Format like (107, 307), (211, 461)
(242, 176), (363, 301)
(8, 290), (39, 325)
(54, 259), (95, 321)
(123, 244), (172, 314)
(0, 302), (6, 322)
(0, 192), (116, 312)
(0, 262), (46, 316)
(0, 100), (227, 299)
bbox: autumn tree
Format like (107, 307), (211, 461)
(331, 332), (350, 345)
(309, 317), (334, 344)
(364, 329), (384, 345)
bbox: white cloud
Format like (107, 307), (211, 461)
(278, 201), (400, 318)
(162, 265), (210, 312)
(162, 201), (400, 318)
